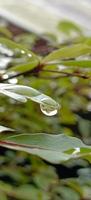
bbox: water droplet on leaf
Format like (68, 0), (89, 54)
(40, 103), (58, 116)
(40, 98), (59, 116)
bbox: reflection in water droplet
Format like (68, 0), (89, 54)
(40, 103), (58, 116)
(40, 98), (59, 116)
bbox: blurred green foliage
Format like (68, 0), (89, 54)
(0, 17), (91, 199)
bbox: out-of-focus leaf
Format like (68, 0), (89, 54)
(0, 133), (91, 163)
(15, 33), (37, 48)
(78, 119), (91, 142)
(0, 37), (39, 73)
(0, 191), (7, 200)
(55, 186), (80, 200)
(42, 32), (57, 44)
(42, 44), (91, 64)
(61, 60), (91, 68)
(0, 37), (36, 57)
(7, 59), (39, 74)
(15, 185), (49, 200)
(0, 27), (12, 38)
(57, 20), (82, 36)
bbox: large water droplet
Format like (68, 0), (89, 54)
(40, 98), (59, 116)
(40, 103), (58, 116)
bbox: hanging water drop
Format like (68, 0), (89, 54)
(0, 84), (60, 116)
(40, 103), (58, 116)
(40, 98), (59, 116)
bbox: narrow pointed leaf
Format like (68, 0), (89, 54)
(0, 84), (59, 116)
(0, 133), (91, 163)
(61, 60), (91, 68)
(42, 44), (91, 64)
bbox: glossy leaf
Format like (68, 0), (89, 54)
(0, 133), (91, 163)
(42, 44), (91, 64)
(0, 84), (59, 116)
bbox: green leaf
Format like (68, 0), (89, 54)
(57, 20), (82, 36)
(7, 59), (39, 74)
(0, 191), (7, 200)
(61, 60), (91, 68)
(0, 37), (35, 56)
(0, 27), (12, 38)
(0, 37), (39, 73)
(0, 133), (91, 164)
(42, 44), (91, 64)
(55, 186), (80, 200)
(0, 84), (59, 116)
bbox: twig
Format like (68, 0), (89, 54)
(0, 64), (91, 82)
(41, 69), (91, 79)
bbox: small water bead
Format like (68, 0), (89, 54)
(28, 53), (32, 58)
(21, 50), (25, 54)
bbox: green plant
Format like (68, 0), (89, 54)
(0, 18), (91, 200)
